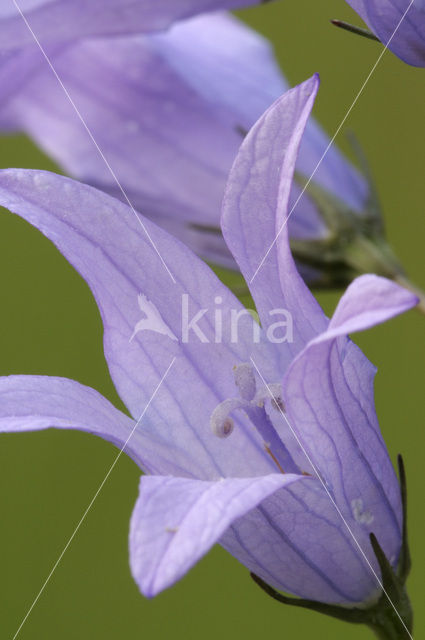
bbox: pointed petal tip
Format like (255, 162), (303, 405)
(355, 273), (419, 311)
(137, 568), (181, 599)
(303, 72), (320, 95)
(326, 274), (419, 338)
(312, 71), (320, 86)
(290, 73), (320, 103)
(252, 72), (319, 126)
(137, 578), (162, 599)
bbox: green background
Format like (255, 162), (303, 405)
(0, 0), (424, 638)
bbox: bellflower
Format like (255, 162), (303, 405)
(1, 12), (399, 287)
(344, 0), (425, 67)
(0, 77), (417, 624)
(0, 0), (268, 48)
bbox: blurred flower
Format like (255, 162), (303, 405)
(1, 11), (404, 288)
(344, 0), (425, 67)
(0, 76), (416, 619)
(0, 0), (266, 48)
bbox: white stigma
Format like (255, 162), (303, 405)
(211, 415), (235, 439)
(210, 398), (245, 439)
(233, 362), (256, 400)
(221, 418), (235, 438)
(211, 366), (284, 442)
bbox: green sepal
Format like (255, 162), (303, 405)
(250, 573), (372, 625)
(291, 170), (405, 287)
(396, 455), (411, 584)
(330, 19), (381, 42)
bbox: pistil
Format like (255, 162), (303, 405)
(210, 363), (299, 474)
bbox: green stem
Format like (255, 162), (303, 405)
(368, 608), (413, 640)
(370, 626), (408, 640)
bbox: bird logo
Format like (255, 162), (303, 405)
(130, 294), (178, 342)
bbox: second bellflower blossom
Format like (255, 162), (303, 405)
(0, 0), (267, 48)
(1, 12), (383, 286)
(0, 76), (417, 604)
(344, 0), (425, 67)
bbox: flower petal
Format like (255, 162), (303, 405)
(0, 45), (57, 128)
(281, 275), (417, 573)
(0, 1), (265, 50)
(0, 374), (148, 465)
(221, 479), (381, 603)
(345, 0), (425, 67)
(327, 273), (418, 337)
(222, 74), (328, 358)
(0, 375), (226, 475)
(1, 31), (240, 228)
(296, 118), (368, 220)
(157, 12), (366, 217)
(0, 13), (286, 268)
(129, 472), (302, 596)
(150, 13), (287, 130)
(1, 14), (369, 272)
(0, 169), (275, 479)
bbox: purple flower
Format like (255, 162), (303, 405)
(0, 0), (266, 49)
(345, 0), (425, 67)
(0, 13), (377, 285)
(0, 76), (417, 603)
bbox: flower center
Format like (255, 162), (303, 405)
(210, 363), (299, 474)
